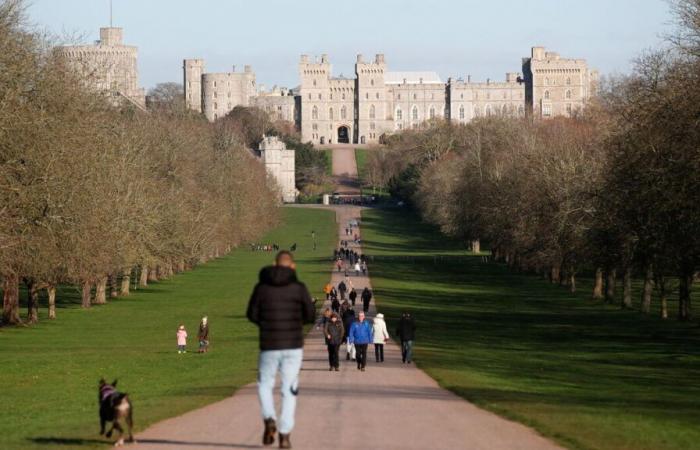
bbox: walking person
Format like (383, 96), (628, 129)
(176, 324), (188, 354)
(372, 313), (389, 362)
(323, 313), (344, 371)
(361, 287), (373, 313)
(348, 288), (357, 307)
(338, 280), (347, 301)
(354, 261), (361, 277)
(396, 312), (417, 364)
(348, 311), (373, 371)
(246, 251), (316, 448)
(323, 282), (332, 301)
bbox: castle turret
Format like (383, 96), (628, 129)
(184, 59), (205, 113)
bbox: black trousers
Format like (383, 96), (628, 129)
(327, 343), (340, 368)
(374, 343), (384, 362)
(363, 299), (370, 312)
(356, 344), (368, 368)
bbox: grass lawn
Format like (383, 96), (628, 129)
(0, 207), (336, 450)
(355, 148), (368, 183)
(362, 207), (700, 450)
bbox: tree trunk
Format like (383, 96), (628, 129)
(657, 275), (668, 319)
(167, 263), (174, 277)
(148, 267), (158, 282)
(81, 280), (92, 308)
(641, 264), (653, 314)
(108, 274), (118, 298)
(120, 268), (131, 296)
(47, 285), (56, 320)
(622, 267), (633, 309)
(26, 280), (39, 324)
(569, 268), (576, 293)
(94, 276), (108, 305)
(471, 239), (481, 254)
(605, 269), (616, 303)
(177, 259), (186, 273)
(2, 273), (21, 325)
(550, 266), (560, 284)
(592, 268), (604, 299)
(678, 267), (694, 321)
(139, 265), (148, 287)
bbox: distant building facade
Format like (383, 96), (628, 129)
(184, 46), (597, 145)
(258, 136), (296, 203)
(56, 27), (146, 108)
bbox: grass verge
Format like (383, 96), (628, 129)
(0, 207), (336, 450)
(362, 207), (700, 450)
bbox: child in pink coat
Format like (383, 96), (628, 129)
(177, 324), (188, 354)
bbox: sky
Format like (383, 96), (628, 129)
(26, 0), (675, 91)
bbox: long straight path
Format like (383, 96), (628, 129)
(132, 148), (562, 449)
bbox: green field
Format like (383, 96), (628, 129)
(362, 207), (700, 450)
(0, 207), (336, 450)
(355, 148), (368, 183)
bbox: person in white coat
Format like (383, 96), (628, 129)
(372, 313), (390, 362)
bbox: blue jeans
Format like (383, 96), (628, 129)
(401, 340), (413, 362)
(258, 348), (303, 434)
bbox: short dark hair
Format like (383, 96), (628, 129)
(276, 250), (295, 265)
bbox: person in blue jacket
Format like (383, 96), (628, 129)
(348, 311), (373, 371)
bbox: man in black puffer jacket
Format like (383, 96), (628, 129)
(247, 251), (315, 449)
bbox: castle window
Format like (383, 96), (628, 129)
(342, 93), (346, 100)
(366, 93), (369, 99)
(503, 92), (507, 99)
(485, 104), (492, 116)
(474, 106), (480, 117)
(214, 81), (217, 87)
(341, 106), (347, 119)
(518, 105), (524, 116)
(460, 93), (464, 99)
(312, 123), (318, 131)
(396, 108), (402, 120)
(214, 91), (217, 98)
(312, 106), (318, 119)
(370, 122), (376, 130)
(545, 78), (549, 86)
(329, 108), (334, 120)
(397, 123), (403, 130)
(542, 103), (552, 117)
(369, 105), (375, 119)
(313, 79), (317, 86)
(566, 103), (572, 115)
(214, 113), (217, 120)
(397, 94), (401, 100)
(566, 77), (571, 85)
(308, 94), (312, 100)
(429, 106), (435, 119)
(412, 106), (418, 120)
(214, 102), (218, 109)
(544, 90), (550, 100)
(459, 106), (465, 120)
(330, 94), (333, 100)
(318, 93), (322, 100)
(431, 93), (434, 99)
(371, 79), (374, 86)
(413, 94), (417, 100)
(566, 90), (572, 99)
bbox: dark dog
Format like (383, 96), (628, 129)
(98, 378), (135, 446)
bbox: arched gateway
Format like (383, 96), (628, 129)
(337, 126), (350, 144)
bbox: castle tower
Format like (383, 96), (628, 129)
(299, 54), (332, 144)
(184, 59), (205, 113)
(356, 53), (387, 144)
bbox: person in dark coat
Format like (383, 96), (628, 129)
(395, 312), (417, 364)
(197, 316), (210, 353)
(246, 251), (315, 448)
(348, 288), (358, 307)
(361, 287), (373, 313)
(338, 280), (347, 300)
(331, 297), (340, 313)
(323, 313), (345, 371)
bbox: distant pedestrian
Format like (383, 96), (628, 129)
(361, 261), (367, 275)
(349, 288), (357, 306)
(348, 311), (373, 371)
(324, 313), (345, 371)
(246, 251), (316, 448)
(396, 312), (417, 364)
(361, 287), (372, 313)
(331, 297), (340, 313)
(330, 287), (338, 302)
(338, 280), (347, 300)
(197, 316), (210, 353)
(324, 282), (332, 301)
(176, 324), (187, 354)
(290, 243), (297, 252)
(372, 313), (389, 362)
(354, 262), (361, 276)
(336, 258), (343, 272)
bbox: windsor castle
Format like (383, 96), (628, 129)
(185, 47), (598, 145)
(54, 26), (598, 146)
